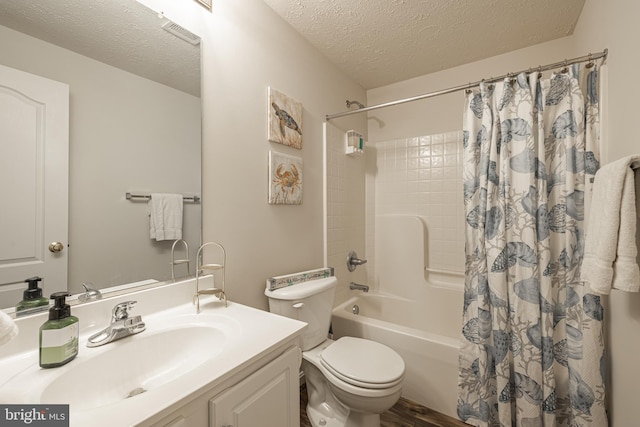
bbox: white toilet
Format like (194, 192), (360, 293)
(265, 276), (405, 427)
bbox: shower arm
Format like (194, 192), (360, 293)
(346, 99), (365, 109)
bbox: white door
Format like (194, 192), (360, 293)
(0, 63), (69, 309)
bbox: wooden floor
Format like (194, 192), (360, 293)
(300, 384), (470, 427)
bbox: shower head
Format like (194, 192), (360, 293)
(346, 100), (365, 109)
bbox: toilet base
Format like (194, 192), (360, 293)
(306, 404), (380, 427)
(343, 412), (380, 427)
(303, 351), (395, 427)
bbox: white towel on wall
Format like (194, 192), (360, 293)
(149, 193), (183, 241)
(0, 310), (18, 346)
(582, 155), (640, 294)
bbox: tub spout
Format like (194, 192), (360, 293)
(349, 282), (369, 292)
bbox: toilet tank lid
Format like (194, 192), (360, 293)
(264, 276), (337, 300)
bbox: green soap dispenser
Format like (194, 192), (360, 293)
(39, 292), (79, 368)
(16, 276), (49, 316)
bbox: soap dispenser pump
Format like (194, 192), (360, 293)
(16, 276), (49, 316)
(39, 292), (79, 368)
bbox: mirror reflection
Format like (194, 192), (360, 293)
(0, 0), (202, 310)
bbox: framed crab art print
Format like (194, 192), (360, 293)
(268, 87), (303, 149)
(268, 151), (303, 205)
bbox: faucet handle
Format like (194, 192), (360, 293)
(347, 251), (368, 272)
(112, 301), (137, 322)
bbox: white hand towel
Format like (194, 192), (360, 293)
(582, 155), (640, 294)
(0, 310), (18, 346)
(149, 193), (183, 241)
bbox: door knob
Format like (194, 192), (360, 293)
(48, 242), (65, 253)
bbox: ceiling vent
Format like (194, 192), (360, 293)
(161, 20), (201, 46)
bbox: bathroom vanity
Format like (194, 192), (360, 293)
(152, 346), (300, 427)
(0, 277), (306, 427)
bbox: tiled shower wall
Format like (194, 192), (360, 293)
(326, 124), (465, 304)
(325, 123), (366, 305)
(367, 131), (466, 276)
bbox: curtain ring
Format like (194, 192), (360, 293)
(561, 59), (569, 74)
(537, 65), (542, 79)
(586, 53), (595, 68)
(465, 82), (473, 94)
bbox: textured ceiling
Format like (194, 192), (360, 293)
(263, 0), (586, 89)
(0, 0), (200, 96)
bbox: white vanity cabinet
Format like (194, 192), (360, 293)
(209, 345), (300, 427)
(152, 345), (301, 427)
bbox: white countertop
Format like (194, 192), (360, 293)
(0, 278), (306, 426)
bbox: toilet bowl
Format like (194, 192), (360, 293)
(265, 275), (405, 427)
(303, 337), (404, 427)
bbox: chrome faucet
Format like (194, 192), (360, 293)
(78, 282), (102, 303)
(349, 282), (369, 292)
(87, 301), (146, 347)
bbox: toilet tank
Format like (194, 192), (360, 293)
(265, 276), (337, 351)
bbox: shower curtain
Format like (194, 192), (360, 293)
(457, 64), (607, 427)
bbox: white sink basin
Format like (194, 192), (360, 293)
(41, 324), (226, 411)
(0, 278), (306, 427)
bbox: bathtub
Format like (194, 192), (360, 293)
(331, 290), (462, 419)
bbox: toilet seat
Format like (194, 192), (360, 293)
(320, 337), (405, 389)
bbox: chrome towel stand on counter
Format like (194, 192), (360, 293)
(194, 242), (227, 313)
(171, 239), (191, 281)
(125, 192), (200, 203)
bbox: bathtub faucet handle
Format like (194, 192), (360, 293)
(347, 251), (367, 272)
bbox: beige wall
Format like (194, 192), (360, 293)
(366, 0), (640, 424)
(572, 1), (640, 426)
(139, 0), (366, 310)
(366, 36), (575, 141)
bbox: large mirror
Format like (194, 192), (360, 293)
(0, 0), (202, 311)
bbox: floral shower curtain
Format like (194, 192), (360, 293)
(457, 64), (607, 427)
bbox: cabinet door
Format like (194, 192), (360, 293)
(209, 347), (300, 427)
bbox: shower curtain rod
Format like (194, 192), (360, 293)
(325, 48), (608, 121)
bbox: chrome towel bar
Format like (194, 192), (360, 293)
(125, 192), (200, 203)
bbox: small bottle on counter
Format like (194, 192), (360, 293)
(39, 292), (79, 368)
(16, 276), (49, 316)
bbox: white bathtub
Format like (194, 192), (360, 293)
(331, 291), (462, 419)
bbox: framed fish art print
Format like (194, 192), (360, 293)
(268, 151), (303, 205)
(268, 87), (303, 149)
